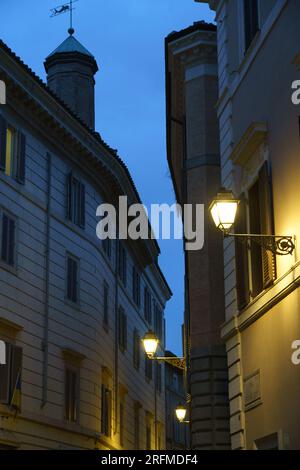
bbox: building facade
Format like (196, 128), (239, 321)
(165, 351), (189, 450)
(198, 0), (300, 450)
(165, 22), (231, 449)
(0, 31), (171, 450)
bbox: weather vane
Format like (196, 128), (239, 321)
(50, 0), (79, 35)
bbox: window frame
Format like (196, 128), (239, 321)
(0, 207), (17, 272)
(65, 252), (80, 306)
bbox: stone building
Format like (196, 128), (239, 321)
(165, 350), (189, 450)
(165, 22), (230, 449)
(198, 0), (300, 450)
(0, 30), (171, 449)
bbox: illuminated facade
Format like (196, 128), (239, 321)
(199, 0), (300, 449)
(0, 33), (171, 449)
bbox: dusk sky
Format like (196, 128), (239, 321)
(1, 0), (214, 355)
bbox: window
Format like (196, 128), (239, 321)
(66, 254), (79, 304)
(134, 403), (140, 450)
(118, 243), (127, 285)
(120, 401), (124, 446)
(145, 354), (152, 382)
(146, 421), (152, 450)
(154, 304), (163, 341)
(65, 368), (79, 423)
(235, 161), (276, 309)
(132, 266), (140, 307)
(103, 238), (111, 259)
(144, 287), (152, 324)
(118, 306), (127, 353)
(243, 0), (259, 51)
(0, 116), (26, 183)
(133, 329), (140, 370)
(1, 211), (16, 267)
(0, 342), (22, 406)
(101, 384), (112, 437)
(155, 363), (162, 394)
(67, 173), (85, 228)
(103, 281), (109, 328)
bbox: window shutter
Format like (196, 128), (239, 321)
(244, 0), (259, 51)
(1, 213), (8, 263)
(79, 183), (85, 228)
(101, 384), (105, 434)
(8, 217), (15, 266)
(71, 370), (77, 422)
(259, 161), (276, 288)
(123, 314), (127, 351)
(16, 132), (26, 184)
(66, 173), (73, 220)
(235, 193), (250, 310)
(0, 116), (7, 171)
(0, 342), (10, 403)
(9, 345), (22, 406)
(65, 369), (71, 421)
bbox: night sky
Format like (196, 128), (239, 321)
(1, 0), (214, 355)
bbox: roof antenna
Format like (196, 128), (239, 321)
(50, 0), (79, 35)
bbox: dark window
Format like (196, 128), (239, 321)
(118, 306), (127, 352)
(155, 363), (162, 394)
(103, 281), (109, 328)
(132, 266), (140, 306)
(146, 422), (151, 450)
(65, 368), (78, 423)
(103, 238), (111, 259)
(1, 212), (16, 267)
(134, 404), (140, 450)
(101, 384), (112, 437)
(0, 343), (22, 406)
(145, 354), (152, 382)
(120, 402), (124, 446)
(67, 173), (85, 228)
(133, 329), (140, 370)
(0, 117), (26, 183)
(144, 287), (152, 324)
(67, 255), (79, 304)
(154, 304), (163, 341)
(244, 0), (259, 51)
(118, 243), (127, 285)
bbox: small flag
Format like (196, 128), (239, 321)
(10, 370), (22, 411)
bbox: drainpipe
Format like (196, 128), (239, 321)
(41, 152), (51, 408)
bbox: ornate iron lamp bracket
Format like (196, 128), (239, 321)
(151, 356), (186, 370)
(225, 234), (295, 256)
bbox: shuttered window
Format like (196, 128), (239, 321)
(118, 306), (127, 353)
(235, 194), (250, 310)
(244, 0), (259, 51)
(67, 173), (85, 228)
(155, 363), (162, 394)
(144, 287), (152, 324)
(101, 384), (112, 437)
(65, 368), (78, 423)
(0, 342), (22, 405)
(154, 304), (163, 341)
(103, 281), (109, 328)
(134, 404), (140, 450)
(132, 266), (141, 306)
(1, 212), (16, 267)
(133, 329), (140, 370)
(118, 243), (127, 285)
(145, 354), (152, 382)
(103, 238), (111, 259)
(0, 117), (26, 183)
(235, 161), (276, 308)
(66, 255), (79, 304)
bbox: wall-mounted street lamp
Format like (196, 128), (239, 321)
(209, 188), (295, 256)
(175, 403), (189, 424)
(141, 330), (185, 370)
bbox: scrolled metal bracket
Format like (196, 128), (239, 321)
(225, 233), (295, 256)
(151, 356), (186, 370)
